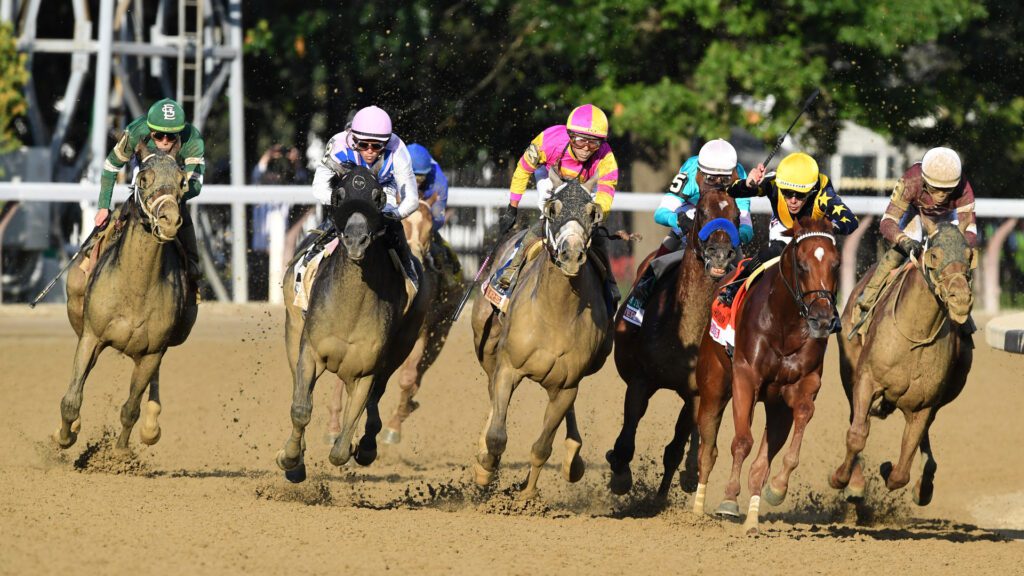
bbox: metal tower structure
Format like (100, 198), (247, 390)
(4, 0), (248, 301)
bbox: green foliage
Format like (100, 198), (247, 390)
(0, 22), (28, 154)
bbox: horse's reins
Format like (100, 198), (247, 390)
(779, 230), (838, 321)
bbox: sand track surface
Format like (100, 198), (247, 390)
(2, 303), (1022, 574)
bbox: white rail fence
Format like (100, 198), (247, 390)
(1, 182), (1021, 313)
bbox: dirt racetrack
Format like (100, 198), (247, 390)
(2, 303), (1022, 575)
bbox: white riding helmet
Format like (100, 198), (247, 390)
(921, 147), (961, 188)
(697, 139), (738, 176)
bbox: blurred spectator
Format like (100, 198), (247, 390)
(249, 144), (309, 300)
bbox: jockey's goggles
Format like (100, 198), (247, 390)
(702, 172), (732, 186)
(780, 188), (811, 200)
(353, 138), (386, 152)
(150, 131), (179, 143)
(924, 181), (955, 196)
(568, 132), (603, 150)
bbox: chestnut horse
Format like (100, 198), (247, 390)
(693, 216), (839, 534)
(830, 220), (973, 506)
(606, 182), (740, 497)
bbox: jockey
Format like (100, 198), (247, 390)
(407, 142), (460, 274)
(855, 147), (977, 317)
(495, 104), (619, 297)
(627, 139), (753, 311)
(95, 98), (204, 284)
(311, 105), (420, 282)
(718, 151), (859, 308)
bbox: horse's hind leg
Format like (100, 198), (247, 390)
(561, 407), (585, 483)
(521, 386), (579, 499)
(880, 407), (935, 493)
(54, 333), (104, 448)
(116, 353), (163, 450)
(606, 381), (653, 495)
(474, 364), (522, 486)
(382, 335), (427, 445)
(277, 340), (324, 482)
(657, 397), (696, 499)
(913, 431), (938, 506)
(139, 374), (162, 445)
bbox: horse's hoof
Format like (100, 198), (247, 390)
(744, 525), (760, 536)
(380, 428), (401, 445)
(275, 449), (299, 472)
(284, 463), (307, 484)
(562, 438), (585, 483)
(328, 443), (351, 467)
(139, 426), (161, 446)
(763, 483), (787, 506)
(715, 500), (741, 518)
(354, 442), (377, 467)
(608, 467), (633, 495)
(844, 485), (865, 503)
(473, 461), (494, 486)
(679, 469), (699, 494)
(879, 461), (893, 482)
(518, 487), (539, 501)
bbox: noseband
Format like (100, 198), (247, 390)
(132, 183), (180, 243)
(911, 249), (972, 309)
(693, 216), (740, 274)
(780, 231), (838, 321)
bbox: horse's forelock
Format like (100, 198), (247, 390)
(928, 221), (970, 268)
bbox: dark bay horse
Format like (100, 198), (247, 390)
(694, 216), (839, 534)
(607, 182), (741, 497)
(56, 146), (196, 450)
(471, 178), (612, 499)
(830, 220), (973, 506)
(276, 165), (429, 482)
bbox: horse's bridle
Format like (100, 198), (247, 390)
(131, 155), (182, 243)
(779, 231), (838, 321)
(689, 204), (739, 275)
(913, 249), (972, 308)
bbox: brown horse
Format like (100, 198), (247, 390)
(693, 216), (839, 534)
(276, 165), (429, 482)
(830, 220), (973, 506)
(606, 182), (741, 497)
(471, 177), (611, 498)
(56, 146), (196, 450)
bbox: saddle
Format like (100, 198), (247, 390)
(482, 237), (547, 314)
(709, 256), (780, 353)
(78, 208), (129, 277)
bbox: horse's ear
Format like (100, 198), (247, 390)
(781, 227), (796, 238)
(136, 168), (154, 190)
(587, 202), (604, 226)
(924, 246), (944, 269)
(544, 199), (563, 220)
(968, 247), (979, 270)
(372, 186), (385, 209)
(548, 169), (563, 188)
(330, 177), (347, 207)
(583, 173), (599, 192)
(134, 141), (150, 162)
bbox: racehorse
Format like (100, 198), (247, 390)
(830, 219), (974, 506)
(56, 145), (197, 450)
(693, 216), (839, 534)
(276, 165), (429, 482)
(470, 175), (612, 498)
(606, 181), (741, 497)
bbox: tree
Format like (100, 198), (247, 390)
(0, 22), (28, 154)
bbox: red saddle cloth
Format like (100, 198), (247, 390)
(709, 258), (756, 347)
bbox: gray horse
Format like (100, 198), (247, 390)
(831, 219), (974, 506)
(56, 146), (196, 450)
(471, 176), (612, 498)
(276, 165), (429, 482)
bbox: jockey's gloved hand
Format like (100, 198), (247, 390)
(897, 236), (923, 257)
(499, 203), (518, 234)
(739, 224), (754, 244)
(676, 210), (694, 236)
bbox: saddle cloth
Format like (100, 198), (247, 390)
(709, 256), (780, 349)
(481, 237), (546, 314)
(292, 243), (418, 316)
(622, 249), (686, 327)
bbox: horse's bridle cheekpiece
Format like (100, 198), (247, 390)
(781, 231), (838, 322)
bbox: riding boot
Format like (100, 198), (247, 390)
(386, 218), (419, 288)
(496, 223), (541, 291)
(855, 247), (906, 317)
(590, 231), (619, 315)
(177, 207), (201, 290)
(627, 267), (657, 310)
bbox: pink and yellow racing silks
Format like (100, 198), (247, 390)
(509, 125), (619, 216)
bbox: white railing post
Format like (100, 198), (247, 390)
(984, 218), (1019, 315)
(267, 206), (285, 304)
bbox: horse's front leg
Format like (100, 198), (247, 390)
(830, 367), (877, 499)
(719, 362), (757, 519)
(324, 379), (343, 445)
(474, 362), (522, 486)
(561, 406), (585, 483)
(880, 406), (936, 493)
(276, 339), (324, 482)
(694, 343), (731, 514)
(521, 385), (579, 499)
(743, 399), (795, 535)
(54, 332), (104, 448)
(116, 352), (163, 450)
(657, 396), (697, 499)
(329, 374), (376, 467)
(606, 379), (654, 495)
(913, 431), (938, 506)
(139, 373), (162, 445)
